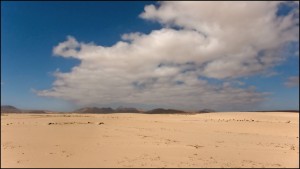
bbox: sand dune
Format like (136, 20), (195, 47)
(1, 112), (299, 168)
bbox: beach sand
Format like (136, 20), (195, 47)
(1, 112), (299, 168)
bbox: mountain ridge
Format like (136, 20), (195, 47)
(1, 105), (299, 114)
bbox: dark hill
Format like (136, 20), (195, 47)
(1, 105), (22, 113)
(115, 106), (141, 113)
(198, 109), (216, 113)
(74, 107), (114, 114)
(23, 110), (47, 114)
(145, 108), (186, 114)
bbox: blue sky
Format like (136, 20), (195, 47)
(1, 1), (299, 112)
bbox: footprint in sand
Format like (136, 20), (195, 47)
(61, 150), (72, 157)
(188, 144), (204, 149)
(290, 145), (296, 150)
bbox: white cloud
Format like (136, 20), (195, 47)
(37, 1), (299, 111)
(285, 76), (299, 87)
(140, 1), (299, 79)
(53, 36), (81, 58)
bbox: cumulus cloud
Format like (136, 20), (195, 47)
(141, 1), (299, 78)
(37, 1), (299, 111)
(285, 76), (299, 87)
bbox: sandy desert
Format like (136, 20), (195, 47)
(1, 112), (299, 168)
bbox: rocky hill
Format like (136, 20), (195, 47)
(115, 106), (141, 113)
(1, 105), (22, 113)
(198, 109), (216, 113)
(74, 107), (114, 114)
(145, 108), (186, 114)
(23, 110), (47, 114)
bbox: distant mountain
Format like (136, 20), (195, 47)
(22, 110), (47, 114)
(198, 109), (216, 113)
(250, 110), (299, 113)
(145, 108), (186, 114)
(74, 107), (115, 114)
(1, 105), (22, 113)
(3, 105), (297, 114)
(115, 106), (141, 113)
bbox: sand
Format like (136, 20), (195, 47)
(1, 112), (299, 168)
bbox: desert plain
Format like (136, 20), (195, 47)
(1, 112), (299, 168)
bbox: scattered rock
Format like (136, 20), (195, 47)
(99, 122), (104, 125)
